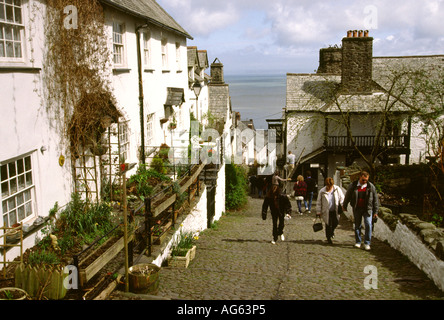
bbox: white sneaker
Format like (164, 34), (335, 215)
(364, 244), (371, 251)
(354, 243), (361, 248)
(271, 240), (276, 245)
(281, 234), (285, 241)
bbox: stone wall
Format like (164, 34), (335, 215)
(317, 47), (342, 75)
(343, 203), (444, 292)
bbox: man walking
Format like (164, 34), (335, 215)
(286, 151), (296, 177)
(343, 171), (379, 251)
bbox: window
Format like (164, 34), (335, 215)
(143, 31), (151, 67)
(113, 22), (124, 65)
(1, 154), (35, 227)
(161, 38), (168, 69)
(146, 113), (154, 147)
(119, 121), (130, 162)
(0, 0), (24, 59)
(175, 42), (180, 70)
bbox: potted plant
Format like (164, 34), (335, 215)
(167, 231), (198, 268)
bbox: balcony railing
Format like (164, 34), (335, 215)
(327, 135), (409, 149)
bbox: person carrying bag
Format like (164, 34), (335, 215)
(315, 177), (345, 244)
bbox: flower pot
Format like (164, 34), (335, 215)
(0, 287), (29, 300)
(168, 245), (196, 268)
(128, 263), (161, 295)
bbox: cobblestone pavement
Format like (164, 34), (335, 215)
(155, 197), (444, 300)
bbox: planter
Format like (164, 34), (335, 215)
(128, 263), (161, 295)
(0, 287), (29, 300)
(78, 234), (134, 287)
(168, 245), (196, 268)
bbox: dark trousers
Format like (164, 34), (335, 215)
(325, 210), (338, 240)
(271, 209), (285, 241)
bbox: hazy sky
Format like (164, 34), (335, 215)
(157, 0), (444, 75)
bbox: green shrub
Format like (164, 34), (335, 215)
(225, 164), (248, 210)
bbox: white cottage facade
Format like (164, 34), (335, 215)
(0, 0), (196, 263)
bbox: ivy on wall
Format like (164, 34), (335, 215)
(43, 0), (120, 156)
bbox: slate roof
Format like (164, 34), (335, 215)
(286, 55), (444, 114)
(101, 0), (192, 39)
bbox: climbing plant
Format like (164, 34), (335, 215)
(43, 0), (119, 155)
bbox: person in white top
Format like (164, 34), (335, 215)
(316, 177), (345, 244)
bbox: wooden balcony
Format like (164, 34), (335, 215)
(326, 135), (410, 155)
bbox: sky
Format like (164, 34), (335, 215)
(157, 0), (444, 76)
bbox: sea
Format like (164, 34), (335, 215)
(224, 74), (287, 130)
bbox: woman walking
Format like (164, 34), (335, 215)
(316, 177), (345, 244)
(262, 188), (292, 244)
(293, 175), (307, 215)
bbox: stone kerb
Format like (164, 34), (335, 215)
(374, 208), (444, 292)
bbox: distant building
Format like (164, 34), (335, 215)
(285, 30), (444, 185)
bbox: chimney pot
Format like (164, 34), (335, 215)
(364, 30), (369, 37)
(353, 30), (358, 37)
(347, 30), (353, 38)
(358, 30), (364, 37)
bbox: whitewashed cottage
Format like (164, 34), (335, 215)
(0, 0), (193, 263)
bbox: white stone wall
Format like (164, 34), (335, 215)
(374, 219), (444, 292)
(342, 205), (444, 292)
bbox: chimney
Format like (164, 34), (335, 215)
(210, 58), (224, 84)
(341, 30), (373, 94)
(317, 46), (342, 75)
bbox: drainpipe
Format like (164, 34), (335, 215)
(136, 24), (148, 165)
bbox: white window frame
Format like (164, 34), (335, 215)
(119, 121), (130, 162)
(161, 38), (168, 69)
(112, 21), (125, 66)
(143, 31), (151, 68)
(1, 152), (36, 228)
(0, 0), (25, 62)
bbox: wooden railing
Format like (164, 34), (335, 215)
(327, 135), (409, 149)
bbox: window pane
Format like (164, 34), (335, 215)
(2, 200), (7, 214)
(13, 25), (20, 40)
(9, 210), (17, 225)
(1, 164), (7, 181)
(4, 25), (12, 40)
(6, 0), (14, 5)
(16, 192), (23, 206)
(24, 156), (31, 171)
(0, 42), (4, 57)
(7, 197), (15, 210)
(25, 172), (32, 186)
(3, 214), (8, 228)
(8, 161), (16, 177)
(1, 182), (8, 197)
(0, 6), (5, 21)
(5, 41), (12, 57)
(17, 205), (24, 220)
(18, 174), (24, 190)
(14, 0), (21, 6)
(24, 189), (30, 201)
(13, 41), (20, 57)
(5, 5), (13, 23)
(16, 158), (23, 174)
(14, 6), (21, 24)
(9, 177), (17, 193)
(25, 202), (32, 217)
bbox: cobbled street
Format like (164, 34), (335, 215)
(154, 196), (444, 300)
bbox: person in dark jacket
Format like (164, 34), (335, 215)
(262, 189), (292, 244)
(343, 171), (379, 251)
(304, 171), (316, 214)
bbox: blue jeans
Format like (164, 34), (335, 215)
(304, 192), (314, 211)
(353, 208), (373, 245)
